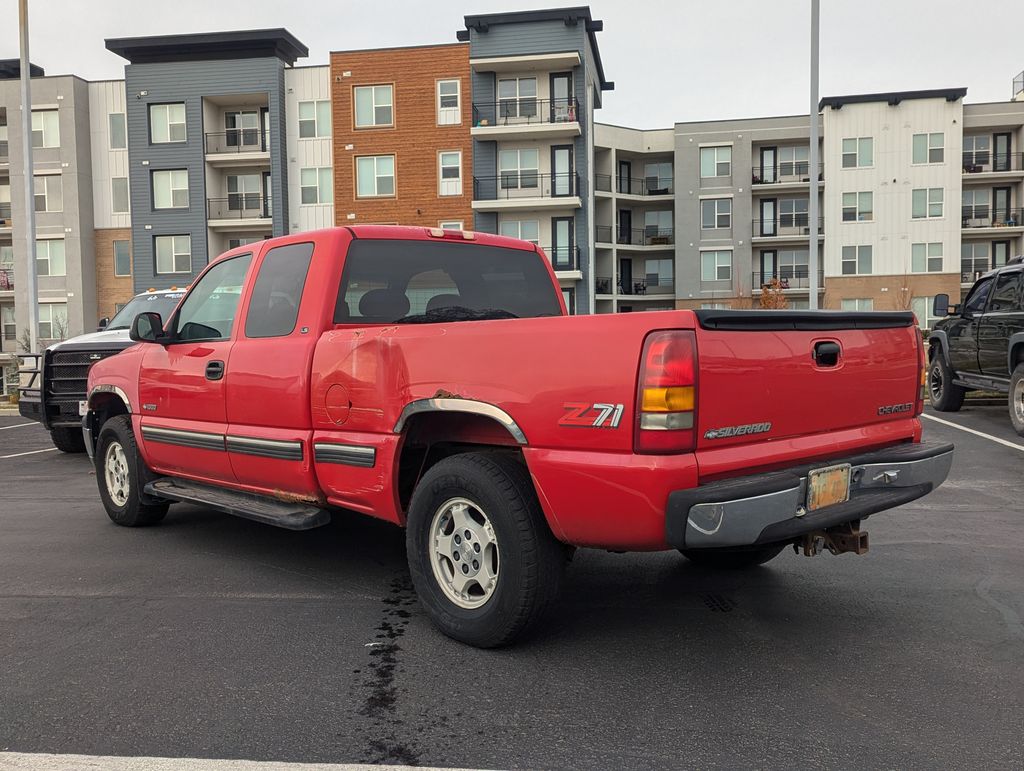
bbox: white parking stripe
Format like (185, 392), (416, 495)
(922, 413), (1024, 452)
(0, 753), (457, 770)
(0, 448), (58, 460)
(0, 422), (35, 430)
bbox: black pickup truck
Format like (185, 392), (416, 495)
(928, 256), (1024, 434)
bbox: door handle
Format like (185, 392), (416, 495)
(205, 360), (225, 381)
(813, 341), (841, 367)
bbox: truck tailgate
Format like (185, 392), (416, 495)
(693, 310), (921, 456)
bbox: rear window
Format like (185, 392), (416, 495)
(334, 239), (562, 324)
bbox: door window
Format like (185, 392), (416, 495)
(987, 271), (1022, 313)
(245, 243), (314, 338)
(962, 277), (993, 316)
(174, 254), (253, 341)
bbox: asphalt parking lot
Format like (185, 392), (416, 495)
(1, 407), (1022, 770)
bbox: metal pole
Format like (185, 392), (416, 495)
(807, 0), (820, 309)
(19, 0), (39, 353)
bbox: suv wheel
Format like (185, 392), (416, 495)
(928, 351), (965, 412)
(95, 415), (168, 527)
(50, 426), (86, 454)
(1009, 364), (1024, 436)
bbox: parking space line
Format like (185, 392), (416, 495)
(0, 422), (35, 431)
(0, 448), (58, 460)
(0, 752), (448, 770)
(922, 413), (1024, 452)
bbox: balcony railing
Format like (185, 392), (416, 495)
(961, 261), (990, 284)
(0, 268), (13, 291)
(752, 217), (824, 238)
(540, 244), (579, 272)
(961, 207), (1024, 228)
(593, 274), (673, 295)
(752, 269), (824, 291)
(472, 97), (579, 128)
(473, 172), (579, 201)
(0, 202), (11, 227)
(594, 174), (674, 196)
(207, 196), (272, 220)
(962, 152), (1024, 174)
(0, 140), (8, 162)
(595, 225), (674, 247)
(204, 130), (269, 155)
(752, 164), (823, 185)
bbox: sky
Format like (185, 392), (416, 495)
(3, 0), (1023, 128)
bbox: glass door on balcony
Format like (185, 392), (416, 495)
(993, 186), (1012, 225)
(760, 199), (776, 237)
(225, 111), (260, 148)
(550, 73), (573, 123)
(552, 146), (573, 197)
(617, 209), (631, 244)
(551, 217), (574, 270)
(994, 133), (1012, 172)
(993, 240), (1011, 268)
(759, 250), (777, 287)
(619, 258), (632, 295)
(618, 161), (631, 195)
(227, 174), (263, 215)
(759, 147), (776, 184)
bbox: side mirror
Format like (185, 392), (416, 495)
(96, 317), (110, 331)
(932, 294), (950, 317)
(129, 312), (166, 343)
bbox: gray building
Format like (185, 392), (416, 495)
(105, 30), (307, 292)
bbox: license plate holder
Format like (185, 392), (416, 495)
(807, 463), (851, 511)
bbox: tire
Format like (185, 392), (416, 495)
(928, 350), (965, 412)
(679, 543), (786, 570)
(95, 415), (168, 527)
(406, 452), (565, 648)
(1009, 364), (1024, 437)
(50, 426), (86, 454)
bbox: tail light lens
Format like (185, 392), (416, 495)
(634, 330), (698, 454)
(915, 327), (927, 416)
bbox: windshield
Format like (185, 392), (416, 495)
(106, 292), (187, 331)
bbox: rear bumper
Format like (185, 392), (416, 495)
(666, 441), (954, 549)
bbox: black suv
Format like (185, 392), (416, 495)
(929, 257), (1024, 434)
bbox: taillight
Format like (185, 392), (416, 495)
(915, 327), (927, 416)
(634, 330), (698, 454)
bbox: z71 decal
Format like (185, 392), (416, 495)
(559, 402), (625, 429)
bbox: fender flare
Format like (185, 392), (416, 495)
(87, 384), (132, 413)
(393, 398), (527, 445)
(927, 330), (951, 368)
(1007, 332), (1024, 374)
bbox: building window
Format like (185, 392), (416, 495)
(912, 187), (943, 219)
(439, 221), (464, 231)
(646, 258), (673, 289)
(438, 151), (462, 196)
(38, 303), (67, 340)
(298, 100), (331, 138)
(498, 148), (539, 190)
(33, 174), (62, 213)
(776, 248), (810, 280)
(354, 85), (393, 128)
(499, 220), (539, 244)
(301, 167), (334, 204)
(355, 156), (393, 198)
(497, 77), (537, 119)
(699, 146), (732, 178)
(961, 242), (990, 281)
(228, 237), (266, 250)
(113, 240), (131, 277)
(31, 110), (59, 148)
(842, 137), (872, 168)
(437, 79), (461, 125)
(644, 162), (673, 194)
(701, 249), (732, 281)
(912, 242), (943, 273)
(36, 239), (66, 277)
(700, 303), (729, 310)
(112, 177), (130, 214)
(152, 169), (189, 209)
(841, 298), (874, 311)
(841, 245), (872, 275)
(227, 174), (263, 213)
(155, 235), (191, 274)
(912, 133), (943, 164)
(2, 305), (15, 341)
(841, 191), (873, 221)
(562, 288), (575, 314)
(109, 113), (126, 150)
(961, 189), (989, 221)
(700, 198), (732, 229)
(644, 210), (672, 241)
(911, 296), (939, 329)
(778, 146), (809, 177)
(963, 135), (990, 168)
(779, 198), (809, 228)
(149, 103), (186, 144)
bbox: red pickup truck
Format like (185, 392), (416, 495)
(84, 226), (953, 647)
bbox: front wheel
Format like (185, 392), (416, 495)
(928, 352), (965, 412)
(406, 452), (565, 648)
(679, 543), (786, 569)
(95, 415), (168, 527)
(1009, 364), (1024, 436)
(50, 426), (86, 454)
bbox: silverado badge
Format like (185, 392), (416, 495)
(704, 422), (772, 440)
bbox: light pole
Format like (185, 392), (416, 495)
(19, 0), (39, 353)
(807, 0), (820, 309)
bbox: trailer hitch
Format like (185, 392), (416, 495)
(799, 521), (869, 556)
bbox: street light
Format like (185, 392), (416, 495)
(808, 0), (820, 309)
(19, 0), (39, 353)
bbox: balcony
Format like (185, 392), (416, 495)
(472, 172), (581, 212)
(751, 269), (824, 292)
(594, 174), (674, 197)
(0, 268), (12, 292)
(0, 202), (11, 231)
(540, 244), (580, 274)
(595, 225), (674, 248)
(752, 217), (824, 241)
(751, 163), (823, 188)
(962, 152), (1024, 176)
(471, 97), (580, 140)
(593, 274), (674, 296)
(204, 131), (270, 167)
(961, 207), (1024, 232)
(0, 140), (8, 165)
(207, 196), (273, 230)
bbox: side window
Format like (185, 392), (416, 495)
(987, 271), (1022, 313)
(244, 242), (314, 338)
(174, 254), (252, 342)
(962, 277), (993, 316)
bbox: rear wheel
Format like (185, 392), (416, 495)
(679, 543), (786, 570)
(1009, 364), (1024, 436)
(95, 415), (168, 527)
(928, 351), (965, 412)
(50, 426), (86, 454)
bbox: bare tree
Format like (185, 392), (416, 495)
(51, 313), (69, 342)
(17, 328), (32, 353)
(893, 274), (914, 311)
